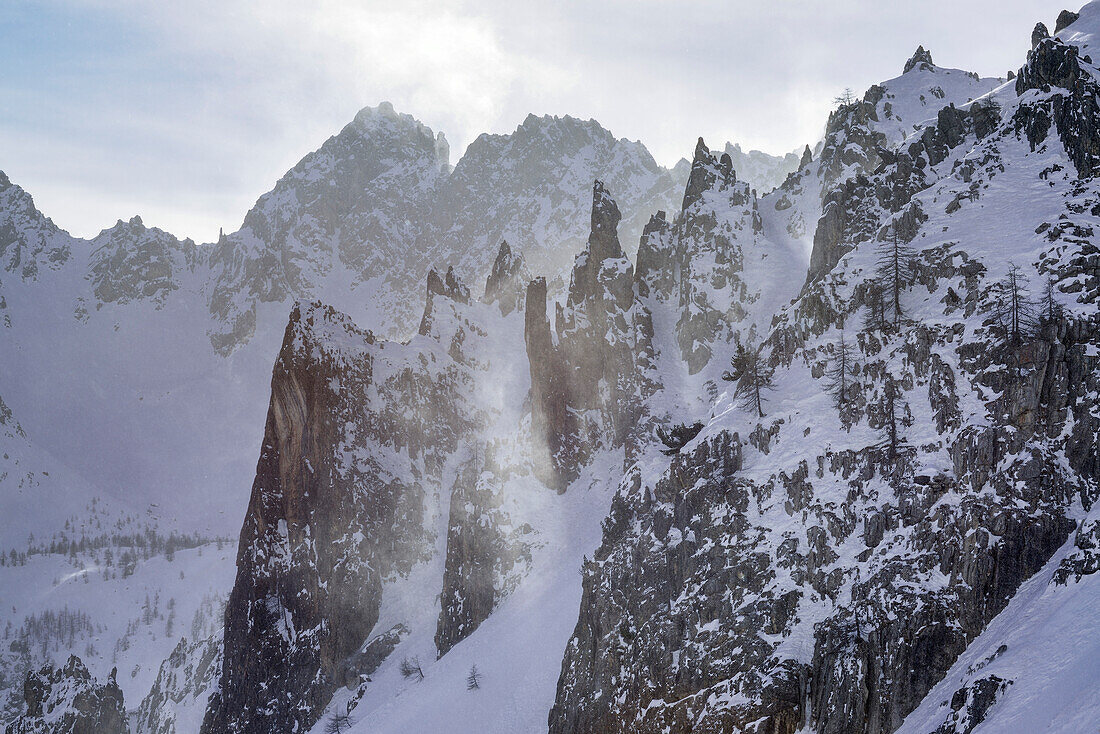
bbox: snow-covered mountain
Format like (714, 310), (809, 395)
(722, 142), (803, 194)
(3, 5), (1100, 734)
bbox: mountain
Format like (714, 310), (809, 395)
(4, 4), (1100, 734)
(722, 142), (802, 194)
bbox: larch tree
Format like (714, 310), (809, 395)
(826, 329), (859, 407)
(874, 227), (917, 328)
(722, 341), (776, 419)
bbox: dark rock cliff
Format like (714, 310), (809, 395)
(202, 293), (485, 732)
(5, 656), (128, 734)
(524, 181), (656, 490)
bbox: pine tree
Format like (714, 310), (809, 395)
(991, 263), (1035, 346)
(863, 282), (888, 333)
(881, 373), (908, 461)
(826, 329), (859, 407)
(722, 341), (776, 418)
(874, 228), (916, 328)
(1040, 275), (1064, 325)
(400, 656), (424, 682)
(467, 664), (482, 690)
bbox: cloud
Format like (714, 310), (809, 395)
(0, 0), (1071, 241)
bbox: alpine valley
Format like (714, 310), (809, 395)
(1, 6), (1098, 734)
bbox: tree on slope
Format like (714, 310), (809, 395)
(1039, 275), (1065, 326)
(874, 227), (917, 328)
(880, 373), (909, 461)
(467, 664), (483, 690)
(323, 711), (351, 734)
(723, 341), (776, 418)
(863, 282), (888, 333)
(991, 262), (1036, 346)
(826, 329), (859, 408)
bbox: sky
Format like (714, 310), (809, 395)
(0, 0), (1073, 243)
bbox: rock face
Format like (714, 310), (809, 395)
(1014, 33), (1100, 177)
(201, 299), (467, 733)
(5, 656), (128, 734)
(133, 636), (221, 734)
(547, 16), (1100, 733)
(525, 181), (656, 490)
(88, 217), (198, 308)
(1056, 9), (1080, 33)
(671, 139), (763, 371)
(201, 260), (527, 731)
(481, 240), (528, 316)
(435, 458), (533, 657)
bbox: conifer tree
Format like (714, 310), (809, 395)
(656, 422), (705, 456)
(874, 227), (916, 328)
(722, 341), (776, 418)
(881, 373), (908, 461)
(826, 329), (859, 407)
(467, 664), (482, 690)
(1040, 275), (1064, 325)
(992, 263), (1035, 346)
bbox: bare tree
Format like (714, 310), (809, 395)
(834, 87), (856, 106)
(881, 373), (907, 461)
(875, 227), (916, 328)
(400, 656), (424, 682)
(1040, 275), (1064, 325)
(323, 711), (351, 734)
(991, 263), (1035, 346)
(862, 282), (888, 333)
(826, 329), (859, 407)
(722, 341), (776, 418)
(467, 664), (482, 691)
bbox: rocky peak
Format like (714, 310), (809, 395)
(1056, 9), (1081, 33)
(682, 138), (736, 211)
(0, 170), (70, 283)
(903, 45), (935, 74)
(525, 182), (654, 489)
(352, 101), (450, 168)
(800, 144), (814, 169)
(419, 266), (470, 335)
(1033, 22), (1052, 49)
(588, 179), (624, 261)
(634, 210), (675, 298)
(89, 214), (197, 308)
(204, 298), (482, 733)
(482, 240), (528, 315)
(425, 266), (471, 304)
(1014, 28), (1100, 177)
(7, 655), (129, 734)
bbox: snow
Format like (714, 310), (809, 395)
(896, 506), (1100, 734)
(3, 12), (1100, 732)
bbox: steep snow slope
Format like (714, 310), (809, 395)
(895, 507), (1100, 734)
(548, 13), (1099, 732)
